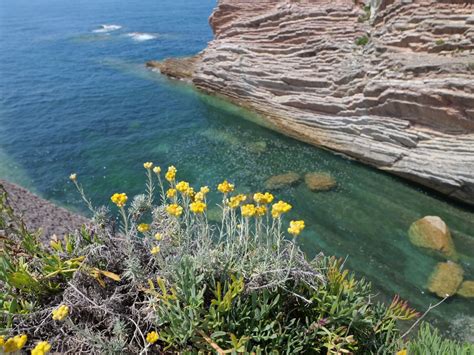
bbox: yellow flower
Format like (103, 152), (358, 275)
(253, 192), (274, 205)
(166, 188), (177, 198)
(288, 220), (305, 236)
(190, 201), (206, 214)
(3, 334), (28, 352)
(185, 186), (195, 197)
(153, 166), (161, 174)
(271, 201), (292, 218)
(217, 180), (234, 194)
(31, 341), (51, 355)
(166, 203), (183, 217)
(151, 246), (160, 255)
(255, 205), (267, 217)
(69, 173), (77, 181)
(3, 338), (18, 353)
(0, 336), (4, 346)
(175, 181), (190, 193)
(143, 162), (153, 169)
(200, 186), (210, 195)
(241, 204), (256, 218)
(146, 331), (159, 344)
(396, 350), (407, 355)
(137, 223), (150, 233)
(52, 304), (69, 321)
(194, 191), (205, 201)
(111, 193), (128, 208)
(228, 194), (246, 209)
(154, 233), (163, 241)
(165, 166), (177, 182)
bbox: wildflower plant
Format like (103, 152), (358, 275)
(1, 164), (469, 353)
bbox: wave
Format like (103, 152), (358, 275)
(126, 32), (157, 42)
(93, 24), (122, 33)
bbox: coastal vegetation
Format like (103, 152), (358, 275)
(1, 164), (473, 353)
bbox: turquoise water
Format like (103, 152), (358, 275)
(1, 0), (473, 337)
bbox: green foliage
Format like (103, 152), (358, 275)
(435, 39), (445, 46)
(152, 256), (416, 353)
(0, 184), (93, 330)
(355, 35), (369, 46)
(358, 5), (371, 22)
(406, 323), (474, 355)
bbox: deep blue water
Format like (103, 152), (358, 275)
(1, 0), (473, 337)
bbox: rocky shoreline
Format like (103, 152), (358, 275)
(147, 0), (474, 205)
(0, 180), (88, 239)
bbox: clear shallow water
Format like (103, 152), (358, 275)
(1, 0), (473, 337)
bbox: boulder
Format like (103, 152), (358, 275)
(408, 216), (457, 260)
(304, 172), (337, 192)
(264, 172), (301, 190)
(457, 281), (474, 298)
(427, 262), (464, 298)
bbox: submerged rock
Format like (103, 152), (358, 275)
(408, 216), (457, 260)
(264, 172), (301, 190)
(427, 262), (464, 298)
(304, 172), (337, 192)
(457, 281), (474, 298)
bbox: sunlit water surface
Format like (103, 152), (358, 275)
(1, 0), (473, 338)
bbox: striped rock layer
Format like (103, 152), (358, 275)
(155, 0), (474, 204)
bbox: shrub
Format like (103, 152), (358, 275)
(405, 323), (474, 355)
(1, 164), (471, 353)
(355, 35), (369, 46)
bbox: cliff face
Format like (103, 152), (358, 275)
(154, 0), (474, 204)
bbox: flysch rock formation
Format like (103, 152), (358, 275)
(148, 0), (474, 205)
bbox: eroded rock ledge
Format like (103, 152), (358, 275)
(149, 0), (474, 205)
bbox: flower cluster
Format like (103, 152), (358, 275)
(146, 331), (159, 344)
(111, 193), (128, 208)
(151, 246), (161, 255)
(166, 203), (183, 217)
(190, 200), (206, 214)
(153, 166), (161, 174)
(143, 162), (153, 169)
(241, 204), (256, 218)
(176, 181), (190, 193)
(2, 334), (27, 353)
(253, 192), (274, 205)
(165, 166), (177, 182)
(228, 194), (247, 209)
(271, 201), (292, 218)
(217, 180), (234, 194)
(194, 186), (210, 202)
(137, 223), (150, 233)
(288, 220), (305, 236)
(31, 341), (52, 355)
(69, 173), (77, 181)
(52, 304), (69, 321)
(166, 188), (177, 198)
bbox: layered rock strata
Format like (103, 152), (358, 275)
(150, 0), (474, 204)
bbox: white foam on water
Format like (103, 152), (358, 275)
(126, 32), (157, 42)
(93, 24), (122, 33)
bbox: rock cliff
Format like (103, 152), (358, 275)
(150, 0), (474, 205)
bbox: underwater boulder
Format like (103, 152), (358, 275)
(408, 216), (458, 260)
(427, 261), (464, 298)
(264, 172), (301, 190)
(304, 172), (337, 192)
(457, 281), (474, 298)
